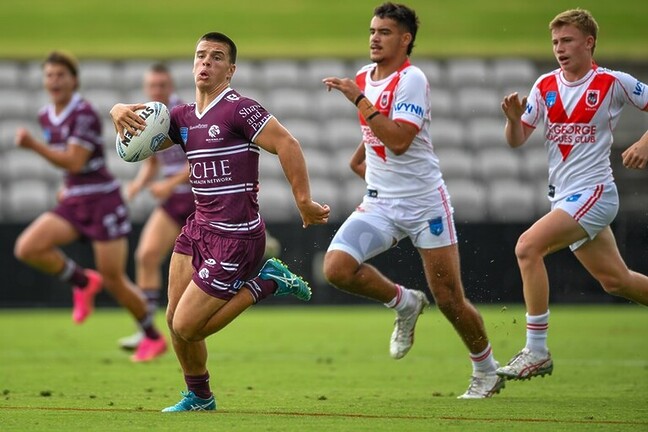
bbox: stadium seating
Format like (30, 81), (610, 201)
(1, 57), (646, 223)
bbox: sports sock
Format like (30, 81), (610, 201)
(58, 259), (89, 288)
(142, 288), (160, 312)
(185, 372), (212, 400)
(384, 284), (414, 313)
(525, 310), (550, 355)
(138, 310), (161, 340)
(469, 343), (498, 374)
(244, 278), (276, 303)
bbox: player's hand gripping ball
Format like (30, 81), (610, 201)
(115, 101), (170, 162)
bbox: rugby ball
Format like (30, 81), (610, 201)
(115, 101), (170, 162)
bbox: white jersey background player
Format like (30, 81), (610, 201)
(321, 2), (504, 399)
(497, 8), (648, 383)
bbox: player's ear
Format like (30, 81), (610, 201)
(227, 64), (236, 82)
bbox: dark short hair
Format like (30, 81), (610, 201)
(374, 2), (419, 55)
(149, 62), (171, 75)
(198, 32), (237, 64)
(43, 51), (79, 78)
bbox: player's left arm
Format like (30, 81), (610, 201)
(255, 117), (330, 227)
(615, 72), (648, 169)
(149, 162), (190, 200)
(621, 129), (648, 169)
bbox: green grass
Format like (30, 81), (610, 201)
(0, 305), (646, 431)
(0, 0), (646, 60)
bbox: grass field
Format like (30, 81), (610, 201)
(1, 305), (646, 431)
(0, 0), (646, 60)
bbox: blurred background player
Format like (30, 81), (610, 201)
(498, 9), (648, 382)
(322, 2), (504, 399)
(117, 63), (192, 351)
(110, 32), (329, 412)
(13, 51), (166, 362)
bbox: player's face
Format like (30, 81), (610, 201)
(144, 71), (174, 104)
(43, 63), (76, 107)
(551, 24), (595, 76)
(369, 16), (410, 63)
(193, 40), (236, 92)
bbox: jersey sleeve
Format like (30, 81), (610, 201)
(233, 97), (273, 142)
(521, 76), (545, 129)
(69, 106), (102, 151)
(391, 67), (428, 130)
(611, 70), (648, 111)
(168, 104), (185, 147)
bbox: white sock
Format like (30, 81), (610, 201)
(525, 310), (550, 355)
(384, 284), (413, 313)
(470, 343), (498, 374)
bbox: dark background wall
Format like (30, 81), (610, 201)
(2, 215), (646, 308)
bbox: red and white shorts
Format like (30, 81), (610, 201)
(328, 183), (457, 263)
(552, 183), (618, 251)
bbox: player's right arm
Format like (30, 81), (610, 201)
(109, 103), (175, 150)
(502, 92), (534, 148)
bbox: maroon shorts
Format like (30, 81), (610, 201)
(173, 217), (266, 300)
(52, 189), (131, 241)
(161, 191), (195, 227)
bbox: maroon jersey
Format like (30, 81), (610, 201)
(38, 93), (119, 201)
(168, 88), (272, 238)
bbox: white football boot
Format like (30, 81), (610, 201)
(389, 289), (429, 359)
(496, 348), (554, 380)
(458, 365), (506, 399)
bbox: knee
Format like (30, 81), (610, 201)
(13, 235), (35, 262)
(514, 233), (541, 262)
(597, 273), (627, 297)
(135, 246), (160, 269)
(172, 318), (202, 342)
(322, 253), (355, 288)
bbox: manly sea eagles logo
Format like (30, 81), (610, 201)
(545, 91), (557, 108)
(586, 89), (600, 108)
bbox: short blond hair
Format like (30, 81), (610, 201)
(550, 9), (599, 55)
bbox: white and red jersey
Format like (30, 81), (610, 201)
(355, 60), (442, 198)
(522, 65), (648, 202)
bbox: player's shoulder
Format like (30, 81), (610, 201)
(594, 65), (636, 82)
(356, 63), (375, 77)
(75, 96), (100, 117)
(401, 64), (427, 82)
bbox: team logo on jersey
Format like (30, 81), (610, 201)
(379, 91), (391, 109)
(226, 93), (240, 102)
(586, 90), (600, 107)
(545, 91), (557, 108)
(428, 217), (444, 236)
(180, 127), (188, 144)
(208, 125), (221, 138)
(43, 128), (51, 142)
(204, 258), (216, 266)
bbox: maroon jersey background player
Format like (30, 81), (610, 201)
(14, 51), (165, 363)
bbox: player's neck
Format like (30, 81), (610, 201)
(372, 55), (409, 81)
(195, 82), (229, 113)
(561, 60), (594, 82)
